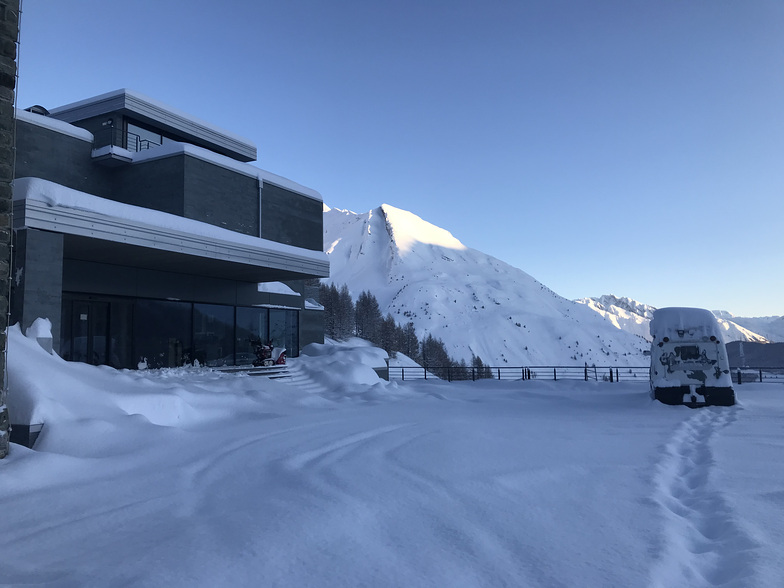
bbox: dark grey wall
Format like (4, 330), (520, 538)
(64, 259), (242, 306)
(183, 157), (259, 236)
(300, 309), (324, 348)
(0, 0), (18, 457)
(70, 114), (125, 150)
(11, 228), (64, 347)
(262, 182), (322, 251)
(112, 155), (185, 216)
(15, 120), (112, 195)
(63, 260), (309, 311)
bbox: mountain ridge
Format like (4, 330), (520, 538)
(323, 205), (780, 365)
(324, 205), (649, 366)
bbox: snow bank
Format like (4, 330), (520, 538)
(2, 322), (784, 587)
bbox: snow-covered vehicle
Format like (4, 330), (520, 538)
(649, 307), (735, 407)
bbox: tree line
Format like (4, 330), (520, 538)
(319, 283), (493, 379)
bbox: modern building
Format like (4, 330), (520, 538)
(12, 89), (328, 369)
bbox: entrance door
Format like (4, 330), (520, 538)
(71, 301), (109, 365)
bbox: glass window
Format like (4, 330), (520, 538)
(60, 298), (73, 361)
(675, 345), (701, 361)
(134, 300), (192, 368)
(236, 307), (268, 366)
(109, 300), (134, 369)
(126, 121), (163, 152)
(270, 309), (299, 358)
(193, 303), (235, 367)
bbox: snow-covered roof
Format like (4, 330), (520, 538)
(16, 105), (322, 202)
(15, 108), (93, 142)
(48, 89), (257, 163)
(257, 282), (301, 296)
(650, 307), (724, 342)
(132, 141), (322, 202)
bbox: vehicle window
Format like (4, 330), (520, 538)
(674, 345), (701, 360)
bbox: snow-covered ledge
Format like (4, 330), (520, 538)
(13, 177), (329, 278)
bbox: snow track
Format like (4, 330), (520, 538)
(650, 407), (759, 588)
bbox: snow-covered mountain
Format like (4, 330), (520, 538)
(576, 296), (776, 343)
(712, 311), (784, 343)
(574, 295), (655, 341)
(323, 204), (649, 366)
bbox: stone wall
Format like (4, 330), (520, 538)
(0, 0), (19, 459)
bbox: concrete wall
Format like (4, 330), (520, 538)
(183, 156), (259, 236)
(0, 0), (18, 458)
(15, 119), (113, 196)
(262, 182), (323, 251)
(111, 155), (185, 216)
(11, 229), (64, 346)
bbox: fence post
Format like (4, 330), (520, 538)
(759, 369), (763, 383)
(584, 365), (588, 381)
(497, 368), (501, 380)
(447, 366), (451, 382)
(472, 367), (475, 381)
(737, 369), (741, 385)
(616, 368), (619, 382)
(553, 368), (557, 381)
(424, 366), (427, 380)
(609, 368), (614, 383)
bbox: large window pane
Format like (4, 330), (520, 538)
(270, 309), (299, 358)
(60, 298), (73, 361)
(194, 303), (235, 367)
(285, 310), (299, 358)
(235, 307), (268, 365)
(134, 300), (192, 368)
(109, 300), (134, 369)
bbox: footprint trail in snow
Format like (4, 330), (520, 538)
(649, 407), (758, 588)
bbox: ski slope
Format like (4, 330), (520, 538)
(2, 327), (783, 587)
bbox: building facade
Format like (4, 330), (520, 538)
(12, 89), (328, 370)
(0, 0), (19, 459)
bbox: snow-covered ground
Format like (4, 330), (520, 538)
(2, 327), (783, 587)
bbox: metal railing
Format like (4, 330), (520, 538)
(389, 365), (784, 384)
(389, 365), (650, 382)
(733, 368), (784, 384)
(92, 128), (161, 152)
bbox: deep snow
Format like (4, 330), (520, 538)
(2, 327), (783, 587)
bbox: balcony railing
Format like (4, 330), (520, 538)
(92, 127), (161, 153)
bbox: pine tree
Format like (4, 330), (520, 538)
(421, 334), (452, 379)
(472, 354), (493, 379)
(337, 285), (354, 340)
(400, 322), (420, 362)
(355, 290), (382, 344)
(319, 283), (336, 339)
(379, 314), (394, 355)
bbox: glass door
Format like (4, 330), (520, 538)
(70, 301), (109, 365)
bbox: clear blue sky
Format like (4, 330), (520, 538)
(16, 0), (784, 316)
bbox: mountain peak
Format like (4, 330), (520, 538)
(379, 204), (466, 254)
(324, 205), (649, 365)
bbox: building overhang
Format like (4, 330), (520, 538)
(14, 197), (329, 283)
(48, 89), (257, 163)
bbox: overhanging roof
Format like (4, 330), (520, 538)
(49, 89), (257, 163)
(15, 198), (329, 283)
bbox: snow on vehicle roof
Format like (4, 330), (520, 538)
(649, 307), (724, 341)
